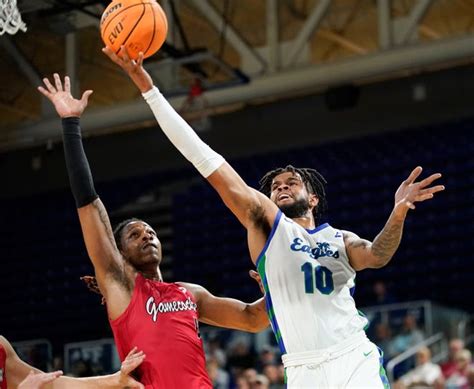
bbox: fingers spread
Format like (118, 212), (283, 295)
(64, 76), (71, 93)
(41, 371), (63, 382)
(122, 347), (146, 373)
(419, 185), (445, 196)
(121, 45), (131, 62)
(137, 52), (144, 66)
(43, 77), (56, 94)
(418, 173), (442, 188)
(102, 46), (121, 64)
(126, 346), (139, 357)
(404, 166), (423, 185)
(122, 355), (146, 373)
(415, 193), (434, 202)
(54, 73), (63, 91)
(81, 90), (94, 105)
(38, 86), (52, 99)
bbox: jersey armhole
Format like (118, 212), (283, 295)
(255, 210), (282, 269)
(109, 273), (142, 326)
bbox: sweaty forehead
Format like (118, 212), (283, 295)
(272, 171), (303, 184)
(125, 221), (151, 232)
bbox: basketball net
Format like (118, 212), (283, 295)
(180, 78), (212, 133)
(0, 0), (27, 35)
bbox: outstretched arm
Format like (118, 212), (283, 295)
(181, 273), (269, 333)
(345, 166), (444, 270)
(1, 336), (145, 389)
(102, 48), (278, 257)
(38, 75), (127, 313)
(190, 284), (269, 333)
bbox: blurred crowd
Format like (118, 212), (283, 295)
(16, 280), (473, 389)
(204, 336), (285, 389)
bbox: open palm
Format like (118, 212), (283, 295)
(117, 347), (146, 389)
(395, 166), (444, 211)
(38, 73), (92, 118)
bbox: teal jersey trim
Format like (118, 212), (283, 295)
(257, 254), (287, 354)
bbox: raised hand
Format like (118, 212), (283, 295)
(18, 370), (63, 388)
(115, 346), (146, 389)
(102, 46), (153, 93)
(38, 73), (92, 118)
(394, 166), (445, 216)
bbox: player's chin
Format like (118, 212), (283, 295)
(144, 254), (161, 265)
(276, 198), (294, 207)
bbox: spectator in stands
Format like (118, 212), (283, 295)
(39, 74), (269, 389)
(441, 338), (465, 378)
(256, 345), (277, 371)
(391, 314), (425, 356)
(369, 280), (397, 306)
(227, 341), (257, 374)
(235, 373), (251, 389)
(276, 365), (285, 385)
(206, 357), (230, 389)
(0, 336), (145, 388)
(444, 349), (472, 389)
(467, 366), (474, 388)
(242, 368), (258, 383)
(52, 355), (63, 373)
(394, 346), (444, 389)
(262, 364), (285, 389)
(374, 322), (396, 360)
(250, 374), (270, 389)
(71, 359), (94, 378)
(205, 336), (227, 368)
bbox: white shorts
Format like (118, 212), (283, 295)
(282, 333), (390, 388)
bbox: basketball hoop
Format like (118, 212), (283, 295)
(0, 0), (27, 36)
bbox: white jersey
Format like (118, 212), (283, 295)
(257, 210), (369, 354)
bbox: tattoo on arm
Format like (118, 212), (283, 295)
(92, 199), (117, 250)
(371, 221), (404, 265)
(348, 239), (370, 250)
(91, 199), (130, 289)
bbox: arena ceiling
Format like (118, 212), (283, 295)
(1, 0), (474, 151)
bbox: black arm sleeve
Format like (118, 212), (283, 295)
(62, 117), (99, 208)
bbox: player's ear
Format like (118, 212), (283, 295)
(309, 194), (319, 208)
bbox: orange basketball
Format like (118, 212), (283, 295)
(100, 0), (168, 59)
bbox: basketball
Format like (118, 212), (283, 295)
(100, 0), (168, 60)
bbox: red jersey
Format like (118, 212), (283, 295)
(0, 344), (6, 389)
(110, 273), (212, 389)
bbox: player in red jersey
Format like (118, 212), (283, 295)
(0, 336), (145, 388)
(38, 75), (269, 389)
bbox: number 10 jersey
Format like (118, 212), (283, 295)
(256, 210), (368, 354)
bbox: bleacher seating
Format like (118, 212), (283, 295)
(1, 116), (473, 350)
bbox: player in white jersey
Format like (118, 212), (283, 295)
(104, 47), (445, 388)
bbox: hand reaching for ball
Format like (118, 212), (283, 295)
(103, 45), (154, 94)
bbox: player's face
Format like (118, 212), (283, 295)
(269, 171), (318, 218)
(121, 221), (162, 267)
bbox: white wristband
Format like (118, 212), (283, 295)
(142, 86), (225, 178)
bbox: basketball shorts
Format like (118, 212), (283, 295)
(282, 332), (390, 388)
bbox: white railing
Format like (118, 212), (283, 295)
(386, 332), (447, 383)
(362, 300), (433, 336)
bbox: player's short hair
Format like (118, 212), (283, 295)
(113, 217), (142, 251)
(259, 165), (328, 223)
